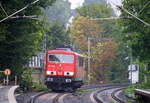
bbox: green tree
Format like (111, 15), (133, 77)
(46, 21), (70, 50)
(0, 0), (55, 79)
(120, 0), (150, 63)
(77, 4), (117, 37)
(44, 0), (72, 25)
(120, 0), (150, 86)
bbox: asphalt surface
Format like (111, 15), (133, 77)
(0, 86), (10, 103)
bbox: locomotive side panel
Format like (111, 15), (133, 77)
(75, 56), (85, 80)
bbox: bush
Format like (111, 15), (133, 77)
(20, 68), (34, 91)
(32, 82), (49, 91)
(125, 81), (150, 94)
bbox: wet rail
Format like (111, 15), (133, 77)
(111, 87), (127, 103)
(30, 91), (50, 103)
(27, 84), (129, 103)
(92, 85), (128, 103)
(52, 93), (65, 103)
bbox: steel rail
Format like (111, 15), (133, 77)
(29, 84), (128, 103)
(52, 93), (65, 103)
(111, 87), (127, 103)
(93, 87), (121, 103)
(92, 85), (128, 103)
(30, 91), (50, 103)
(79, 83), (129, 90)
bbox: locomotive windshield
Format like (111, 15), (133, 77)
(48, 54), (74, 63)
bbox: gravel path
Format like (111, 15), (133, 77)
(16, 92), (38, 103)
(64, 89), (96, 103)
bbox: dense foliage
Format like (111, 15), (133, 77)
(45, 0), (72, 25)
(70, 15), (118, 83)
(120, 0), (150, 63)
(120, 0), (150, 87)
(75, 3), (129, 83)
(46, 21), (70, 50)
(0, 0), (55, 79)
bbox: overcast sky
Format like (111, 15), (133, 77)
(68, 0), (122, 15)
(68, 0), (85, 9)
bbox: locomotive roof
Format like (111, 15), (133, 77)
(47, 50), (85, 57)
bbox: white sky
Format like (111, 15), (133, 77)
(68, 0), (122, 15)
(107, 0), (122, 16)
(68, 0), (85, 9)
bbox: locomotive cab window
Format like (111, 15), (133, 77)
(48, 54), (74, 63)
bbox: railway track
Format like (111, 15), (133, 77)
(28, 84), (128, 103)
(111, 87), (127, 103)
(30, 91), (68, 103)
(52, 93), (65, 103)
(79, 83), (129, 90)
(93, 87), (119, 103)
(92, 86), (127, 103)
(30, 91), (51, 103)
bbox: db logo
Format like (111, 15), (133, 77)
(58, 72), (62, 75)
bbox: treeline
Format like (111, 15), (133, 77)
(70, 3), (129, 83)
(120, 0), (150, 88)
(70, 0), (150, 85)
(0, 0), (71, 81)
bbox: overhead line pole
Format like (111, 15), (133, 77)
(88, 37), (91, 85)
(130, 46), (133, 84)
(10, 15), (37, 19)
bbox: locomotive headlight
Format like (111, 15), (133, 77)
(64, 72), (74, 76)
(46, 71), (51, 75)
(46, 71), (56, 75)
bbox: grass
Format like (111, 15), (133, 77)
(75, 89), (92, 94)
(32, 82), (49, 92)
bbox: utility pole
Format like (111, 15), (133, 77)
(144, 64), (147, 83)
(41, 32), (46, 84)
(43, 33), (47, 54)
(130, 46), (133, 84)
(88, 37), (91, 85)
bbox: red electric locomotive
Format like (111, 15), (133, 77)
(45, 48), (85, 91)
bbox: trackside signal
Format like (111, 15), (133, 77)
(4, 69), (11, 76)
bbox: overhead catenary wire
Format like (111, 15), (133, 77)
(90, 16), (131, 21)
(0, 3), (8, 16)
(117, 5), (150, 27)
(10, 15), (37, 19)
(0, 0), (39, 23)
(109, 1), (150, 27)
(138, 1), (150, 15)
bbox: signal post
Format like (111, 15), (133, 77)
(4, 69), (11, 85)
(0, 69), (11, 85)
